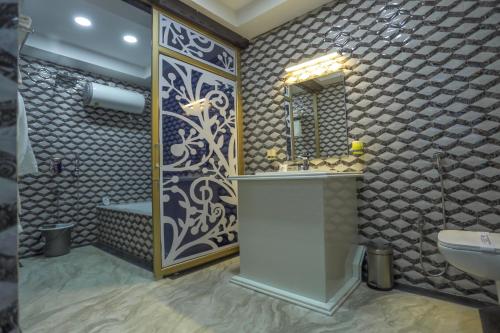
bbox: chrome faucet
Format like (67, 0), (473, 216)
(297, 154), (310, 170)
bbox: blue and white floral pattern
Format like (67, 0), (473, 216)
(160, 15), (237, 75)
(159, 55), (238, 267)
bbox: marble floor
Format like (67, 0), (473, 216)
(19, 246), (482, 333)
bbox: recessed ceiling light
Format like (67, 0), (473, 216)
(74, 16), (92, 27)
(123, 35), (138, 44)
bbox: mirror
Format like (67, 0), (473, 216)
(284, 71), (348, 159)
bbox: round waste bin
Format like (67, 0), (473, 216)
(366, 242), (394, 290)
(39, 223), (74, 257)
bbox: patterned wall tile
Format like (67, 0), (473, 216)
(97, 208), (153, 265)
(317, 82), (348, 157)
(241, 0), (500, 303)
(18, 57), (151, 257)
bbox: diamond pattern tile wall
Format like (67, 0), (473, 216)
(317, 82), (348, 157)
(18, 57), (151, 257)
(97, 208), (153, 265)
(241, 0), (500, 303)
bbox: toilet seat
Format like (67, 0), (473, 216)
(438, 230), (500, 254)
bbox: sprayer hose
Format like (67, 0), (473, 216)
(418, 157), (449, 277)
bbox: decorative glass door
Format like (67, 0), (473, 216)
(152, 8), (241, 277)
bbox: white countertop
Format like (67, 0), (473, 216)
(229, 171), (363, 181)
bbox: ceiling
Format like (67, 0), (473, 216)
(18, 0), (330, 85)
(179, 0), (332, 39)
(20, 0), (151, 87)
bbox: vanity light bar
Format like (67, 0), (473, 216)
(284, 56), (342, 85)
(285, 52), (339, 73)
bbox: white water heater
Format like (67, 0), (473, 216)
(83, 82), (145, 114)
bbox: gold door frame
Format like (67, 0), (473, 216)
(151, 6), (243, 279)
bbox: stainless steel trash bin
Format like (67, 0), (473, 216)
(367, 242), (394, 290)
(39, 223), (74, 257)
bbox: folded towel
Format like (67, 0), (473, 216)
(17, 92), (38, 176)
(17, 92), (39, 232)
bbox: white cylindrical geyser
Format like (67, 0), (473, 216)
(84, 82), (145, 114)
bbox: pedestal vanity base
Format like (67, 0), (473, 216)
(229, 172), (363, 316)
(231, 246), (365, 315)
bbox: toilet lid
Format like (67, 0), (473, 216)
(438, 230), (500, 253)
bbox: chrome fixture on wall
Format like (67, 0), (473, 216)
(419, 152), (449, 277)
(71, 153), (81, 223)
(49, 157), (63, 176)
(49, 157), (63, 224)
(297, 154), (310, 171)
(71, 153), (80, 178)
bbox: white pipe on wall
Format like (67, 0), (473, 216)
(83, 82), (145, 114)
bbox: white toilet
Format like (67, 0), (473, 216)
(437, 230), (500, 303)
